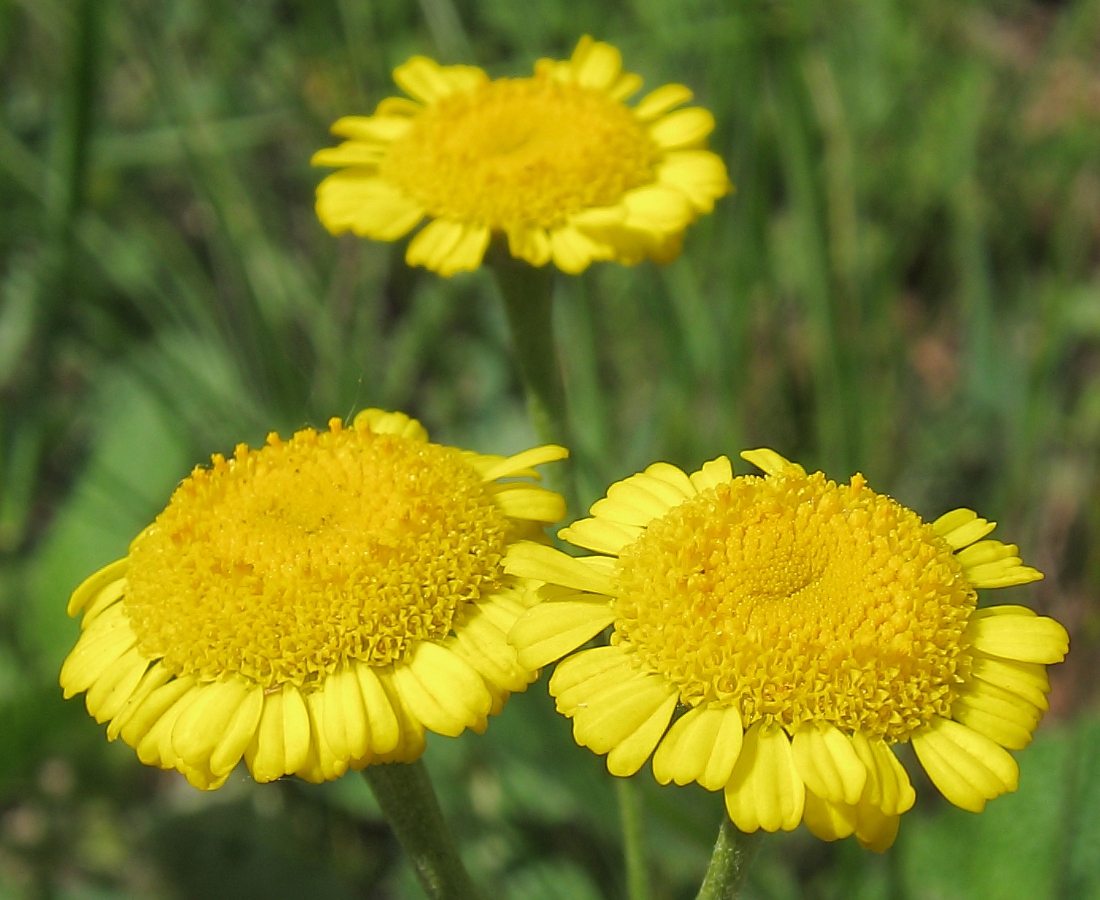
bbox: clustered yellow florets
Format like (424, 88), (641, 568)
(614, 468), (974, 740)
(381, 77), (658, 229)
(124, 419), (509, 688)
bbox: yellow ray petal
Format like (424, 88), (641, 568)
(572, 674), (676, 756)
(572, 40), (622, 91)
(969, 654), (1050, 710)
(652, 705), (743, 791)
(549, 225), (610, 274)
(323, 666), (370, 762)
(791, 723), (866, 806)
(966, 607), (1069, 664)
(354, 664), (400, 756)
(606, 689), (679, 777)
(492, 485), (567, 523)
(84, 648), (150, 723)
(504, 542), (614, 595)
(803, 792), (858, 842)
(648, 108), (715, 150)
(509, 598), (615, 670)
(328, 115), (412, 143)
(558, 517), (642, 555)
(209, 685), (264, 778)
(911, 717), (1019, 813)
(633, 84), (693, 122)
(315, 172), (424, 240)
(393, 57), (487, 103)
(724, 722), (805, 833)
(507, 224), (552, 266)
(67, 558), (128, 617)
(478, 444), (569, 482)
(656, 150), (732, 213)
(689, 456), (734, 492)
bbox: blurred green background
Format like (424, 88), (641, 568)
(2, 0), (1099, 896)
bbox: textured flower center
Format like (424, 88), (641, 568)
(124, 420), (508, 689)
(614, 469), (976, 741)
(380, 77), (657, 229)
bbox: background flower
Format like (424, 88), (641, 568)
(313, 36), (731, 275)
(507, 450), (1069, 850)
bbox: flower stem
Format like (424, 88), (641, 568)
(487, 245), (577, 512)
(362, 761), (483, 900)
(695, 820), (763, 900)
(617, 777), (651, 900)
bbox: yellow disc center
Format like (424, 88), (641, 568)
(381, 77), (657, 229)
(614, 469), (976, 740)
(123, 420), (508, 689)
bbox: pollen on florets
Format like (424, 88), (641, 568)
(123, 418), (509, 689)
(613, 468), (976, 741)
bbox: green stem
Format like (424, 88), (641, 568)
(695, 820), (763, 900)
(617, 778), (650, 900)
(487, 245), (577, 511)
(362, 761), (483, 900)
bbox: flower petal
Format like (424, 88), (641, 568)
(67, 558), (128, 618)
(724, 721), (805, 833)
(393, 57), (487, 103)
(911, 717), (1019, 813)
(791, 723), (866, 806)
(633, 84), (694, 122)
(606, 688), (679, 777)
(571, 39), (622, 91)
(966, 607), (1069, 663)
(969, 654), (1050, 710)
(560, 517), (642, 556)
(689, 456), (734, 491)
(505, 224), (552, 266)
(504, 542), (614, 595)
(315, 172), (424, 240)
(803, 792), (858, 841)
(549, 225), (611, 274)
(652, 705), (743, 790)
(406, 219), (489, 275)
(648, 108), (715, 150)
(246, 683), (311, 782)
(657, 150), (732, 213)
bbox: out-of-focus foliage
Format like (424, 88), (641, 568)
(1, 0), (1099, 896)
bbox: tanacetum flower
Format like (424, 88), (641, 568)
(312, 36), (731, 276)
(61, 409), (567, 790)
(506, 450), (1069, 851)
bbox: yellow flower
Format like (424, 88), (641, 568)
(506, 449), (1068, 851)
(61, 409), (567, 790)
(312, 36), (731, 276)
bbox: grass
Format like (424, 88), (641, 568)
(1, 0), (1099, 897)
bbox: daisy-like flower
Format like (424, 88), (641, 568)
(312, 36), (731, 276)
(61, 409), (567, 790)
(505, 450), (1069, 851)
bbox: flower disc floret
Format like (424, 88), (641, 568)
(615, 468), (974, 740)
(506, 450), (1069, 851)
(313, 36), (732, 275)
(381, 77), (658, 230)
(60, 409), (568, 790)
(125, 419), (509, 688)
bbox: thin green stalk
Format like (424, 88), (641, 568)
(617, 778), (650, 900)
(695, 820), (763, 900)
(487, 245), (577, 512)
(362, 761), (483, 900)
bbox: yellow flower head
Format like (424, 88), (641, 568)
(312, 36), (731, 276)
(61, 409), (567, 790)
(506, 450), (1069, 851)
